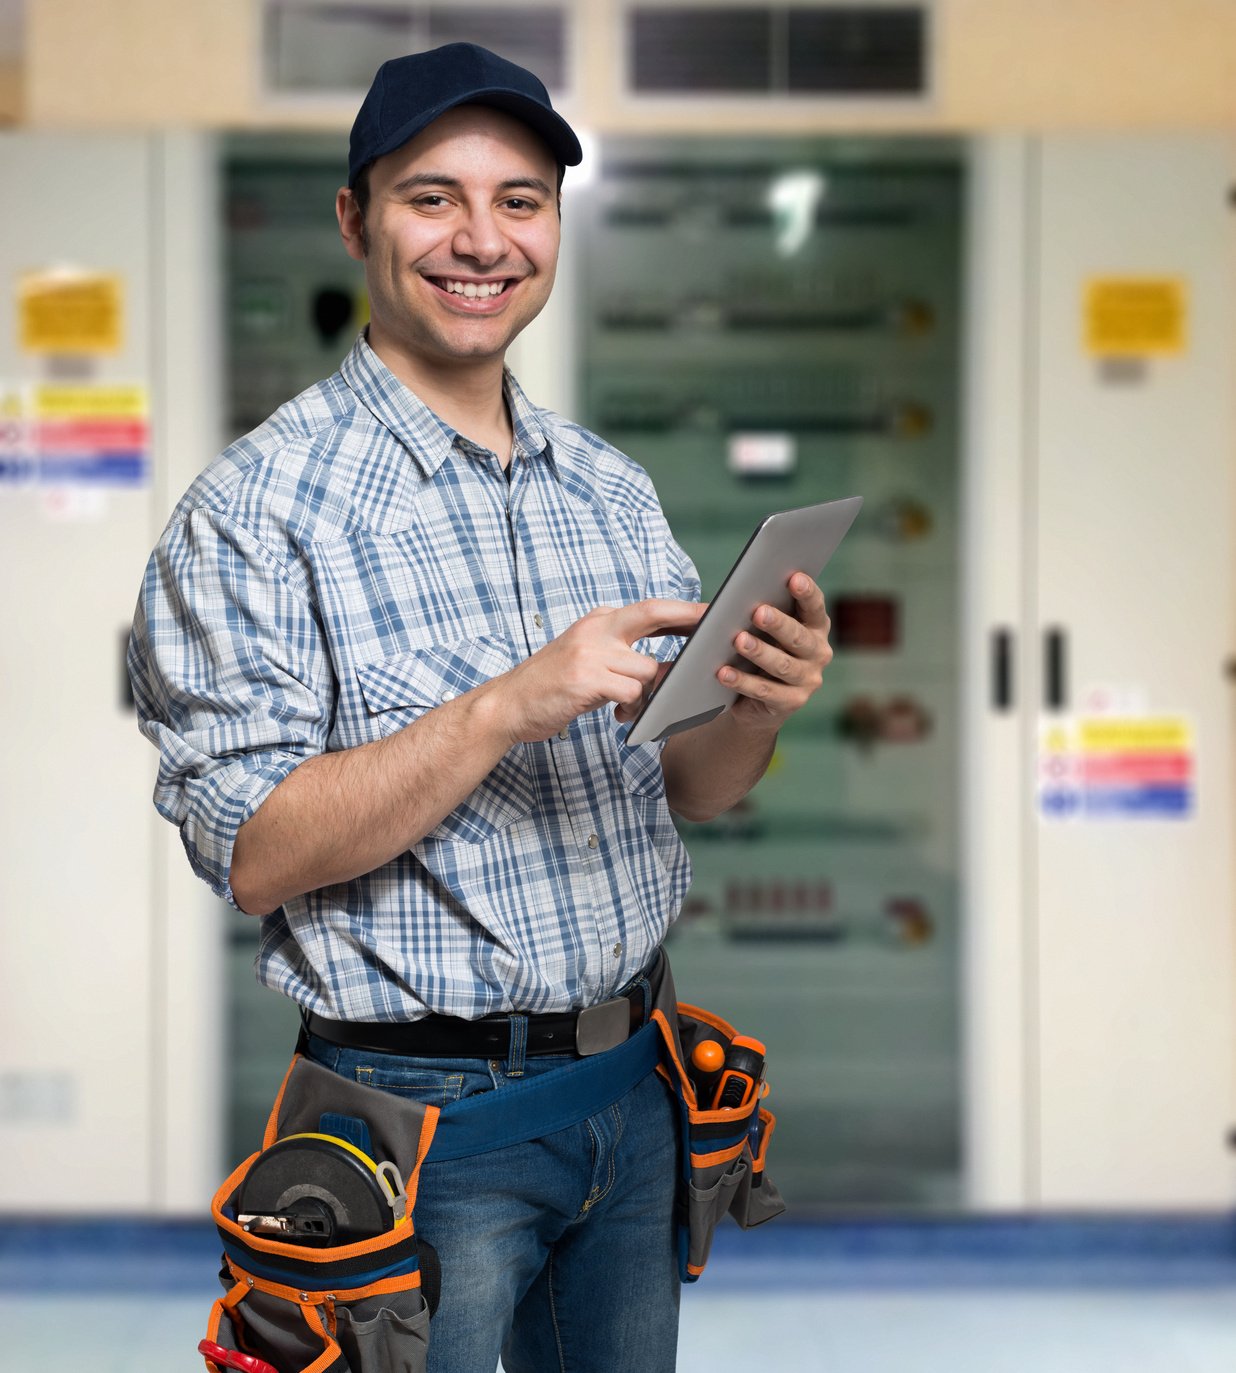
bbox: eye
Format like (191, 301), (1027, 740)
(413, 193), (451, 210)
(502, 197), (539, 213)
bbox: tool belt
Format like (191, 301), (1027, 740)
(200, 953), (784, 1373)
(649, 955), (786, 1281)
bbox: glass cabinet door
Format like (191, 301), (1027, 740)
(577, 137), (965, 1208)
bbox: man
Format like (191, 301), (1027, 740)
(129, 43), (833, 1373)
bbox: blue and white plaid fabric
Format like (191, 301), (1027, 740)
(129, 333), (700, 1021)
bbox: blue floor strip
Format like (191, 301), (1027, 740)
(3, 1215), (1236, 1295)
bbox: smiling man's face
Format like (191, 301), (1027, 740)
(338, 104), (561, 379)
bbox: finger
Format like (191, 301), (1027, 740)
(733, 629), (803, 684)
(787, 572), (829, 629)
(718, 661), (793, 706)
(748, 602), (813, 657)
(614, 660), (671, 724)
(606, 670), (647, 708)
(612, 598), (708, 645)
(614, 648), (662, 685)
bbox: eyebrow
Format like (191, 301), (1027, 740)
(388, 172), (555, 199)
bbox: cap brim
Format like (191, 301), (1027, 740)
(362, 86), (583, 179)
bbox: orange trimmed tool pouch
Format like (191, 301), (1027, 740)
(650, 965), (787, 1282)
(203, 1053), (439, 1373)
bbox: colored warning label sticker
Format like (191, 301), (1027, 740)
(1077, 717), (1193, 752)
(1039, 713), (1195, 820)
(1084, 277), (1186, 357)
(19, 272), (123, 355)
(0, 382), (149, 488)
(32, 383), (146, 419)
(0, 385), (31, 484)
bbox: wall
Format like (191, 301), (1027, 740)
(20, 0), (1236, 134)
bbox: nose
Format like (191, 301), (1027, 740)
(451, 205), (509, 267)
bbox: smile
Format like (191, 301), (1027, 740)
(428, 277), (510, 298)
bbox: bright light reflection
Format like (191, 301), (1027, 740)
(767, 170), (827, 256)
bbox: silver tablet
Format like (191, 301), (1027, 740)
(625, 496), (863, 747)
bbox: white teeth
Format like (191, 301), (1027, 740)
(440, 279), (506, 297)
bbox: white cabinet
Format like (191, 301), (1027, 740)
(966, 135), (1236, 1207)
(0, 133), (224, 1211)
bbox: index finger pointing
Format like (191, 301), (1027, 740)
(613, 598), (708, 644)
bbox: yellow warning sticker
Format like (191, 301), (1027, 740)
(1077, 717), (1193, 752)
(18, 271), (123, 354)
(32, 383), (147, 419)
(1084, 277), (1186, 357)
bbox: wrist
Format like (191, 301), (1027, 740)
(465, 676), (523, 752)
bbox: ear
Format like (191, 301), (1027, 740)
(337, 187), (367, 261)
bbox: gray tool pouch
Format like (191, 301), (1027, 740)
(650, 957), (787, 1281)
(201, 1054), (440, 1373)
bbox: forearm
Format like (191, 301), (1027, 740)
(660, 711), (778, 823)
(230, 681), (515, 915)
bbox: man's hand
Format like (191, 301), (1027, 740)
(717, 571), (833, 731)
(497, 598), (707, 744)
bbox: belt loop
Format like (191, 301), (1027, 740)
(630, 949), (662, 1026)
(507, 1013), (528, 1076)
(636, 976), (651, 1027)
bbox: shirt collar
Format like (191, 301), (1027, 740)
(339, 331), (555, 479)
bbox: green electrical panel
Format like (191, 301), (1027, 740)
(219, 132), (966, 1208)
(576, 136), (965, 1209)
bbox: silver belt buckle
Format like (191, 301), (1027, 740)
(575, 997), (631, 1056)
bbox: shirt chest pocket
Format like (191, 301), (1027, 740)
(355, 635), (535, 845)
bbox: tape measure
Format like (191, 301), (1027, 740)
(236, 1132), (407, 1247)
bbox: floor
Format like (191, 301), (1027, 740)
(5, 1216), (1236, 1371)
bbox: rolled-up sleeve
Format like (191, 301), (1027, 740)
(127, 505), (330, 907)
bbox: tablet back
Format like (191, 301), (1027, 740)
(626, 495), (862, 747)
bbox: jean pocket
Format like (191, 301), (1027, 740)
(353, 1061), (493, 1105)
(356, 635), (535, 843)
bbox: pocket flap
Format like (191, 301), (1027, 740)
(357, 635), (516, 714)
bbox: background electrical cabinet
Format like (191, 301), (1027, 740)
(575, 136), (966, 1206)
(0, 131), (1230, 1215)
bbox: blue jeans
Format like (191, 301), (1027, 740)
(303, 1033), (682, 1373)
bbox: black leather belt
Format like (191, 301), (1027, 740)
(302, 971), (657, 1060)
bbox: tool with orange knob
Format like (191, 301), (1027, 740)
(711, 1035), (766, 1111)
(689, 1038), (726, 1104)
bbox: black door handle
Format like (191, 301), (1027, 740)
(991, 628), (1013, 711)
(1044, 626), (1067, 712)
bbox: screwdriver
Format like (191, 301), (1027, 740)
(711, 1035), (766, 1111)
(690, 1038), (726, 1104)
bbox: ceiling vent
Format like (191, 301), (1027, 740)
(264, 2), (569, 97)
(628, 4), (927, 97)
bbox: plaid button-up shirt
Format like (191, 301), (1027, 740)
(129, 333), (700, 1021)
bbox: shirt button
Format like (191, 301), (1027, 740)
(558, 727), (569, 740)
(587, 833), (599, 849)
(440, 690), (456, 703)
(612, 942), (623, 959)
(533, 612), (544, 629)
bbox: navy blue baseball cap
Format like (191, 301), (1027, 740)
(348, 43), (583, 186)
